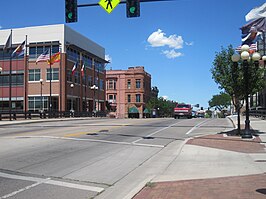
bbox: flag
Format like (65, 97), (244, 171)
(47, 52), (60, 65)
(241, 17), (266, 35)
(81, 64), (85, 77)
(72, 61), (78, 75)
(11, 40), (25, 58)
(245, 3), (266, 21)
(235, 43), (257, 53)
(4, 32), (12, 51)
(36, 49), (50, 64)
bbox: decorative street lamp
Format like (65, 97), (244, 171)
(70, 83), (74, 115)
(39, 79), (43, 113)
(90, 84), (98, 115)
(231, 44), (261, 139)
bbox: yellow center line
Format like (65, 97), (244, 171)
(64, 132), (91, 137)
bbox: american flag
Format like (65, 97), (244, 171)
(235, 43), (257, 52)
(36, 49), (50, 64)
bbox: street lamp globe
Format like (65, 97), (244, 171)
(231, 54), (240, 62)
(252, 52), (261, 61)
(70, 83), (74, 88)
(241, 51), (250, 60)
(40, 78), (43, 83)
(262, 55), (266, 61)
(241, 44), (249, 52)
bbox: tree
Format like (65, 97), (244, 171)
(211, 45), (265, 134)
(209, 92), (231, 112)
(146, 97), (176, 117)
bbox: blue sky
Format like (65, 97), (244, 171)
(0, 0), (265, 108)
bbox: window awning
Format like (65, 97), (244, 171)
(143, 108), (150, 114)
(129, 106), (139, 114)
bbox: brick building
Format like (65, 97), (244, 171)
(106, 66), (152, 118)
(0, 24), (106, 113)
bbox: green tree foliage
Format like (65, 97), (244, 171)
(208, 92), (231, 111)
(146, 97), (176, 117)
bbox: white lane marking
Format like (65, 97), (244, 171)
(46, 180), (104, 192)
(0, 171), (104, 195)
(9, 135), (164, 148)
(132, 121), (181, 144)
(0, 177), (50, 199)
(186, 119), (210, 135)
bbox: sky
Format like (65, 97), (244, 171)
(0, 0), (265, 108)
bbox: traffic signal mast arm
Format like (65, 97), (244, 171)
(77, 0), (174, 7)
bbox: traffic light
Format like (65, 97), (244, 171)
(126, 0), (140, 18)
(65, 0), (77, 23)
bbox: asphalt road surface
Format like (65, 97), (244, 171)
(0, 117), (234, 199)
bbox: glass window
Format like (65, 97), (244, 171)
(46, 68), (59, 81)
(127, 80), (131, 89)
(136, 79), (141, 89)
(88, 76), (93, 86)
(136, 94), (141, 102)
(128, 94), (131, 103)
(66, 69), (72, 82)
(29, 69), (41, 81)
(100, 79), (104, 90)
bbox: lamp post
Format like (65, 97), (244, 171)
(90, 84), (98, 115)
(40, 79), (43, 113)
(231, 45), (261, 139)
(70, 84), (74, 115)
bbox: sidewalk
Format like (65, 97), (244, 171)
(133, 117), (266, 199)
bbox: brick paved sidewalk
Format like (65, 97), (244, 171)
(134, 174), (266, 199)
(133, 133), (266, 199)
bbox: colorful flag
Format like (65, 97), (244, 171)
(72, 61), (78, 75)
(4, 32), (12, 51)
(47, 52), (60, 65)
(241, 17), (266, 35)
(36, 49), (50, 64)
(235, 43), (257, 53)
(81, 64), (85, 77)
(245, 3), (266, 21)
(11, 40), (25, 58)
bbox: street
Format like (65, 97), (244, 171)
(0, 118), (234, 199)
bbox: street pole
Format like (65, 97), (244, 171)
(242, 59), (252, 138)
(71, 83), (74, 116)
(40, 79), (43, 113)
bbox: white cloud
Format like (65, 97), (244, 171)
(0, 25), (2, 29)
(162, 49), (183, 59)
(105, 54), (112, 63)
(147, 29), (184, 49)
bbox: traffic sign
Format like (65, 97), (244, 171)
(98, 0), (121, 14)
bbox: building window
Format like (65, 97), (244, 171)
(107, 79), (116, 90)
(28, 96), (48, 111)
(29, 41), (59, 59)
(74, 71), (80, 84)
(0, 74), (24, 86)
(100, 79), (104, 90)
(88, 76), (93, 86)
(136, 79), (141, 89)
(66, 69), (72, 82)
(46, 68), (59, 81)
(127, 80), (131, 89)
(136, 94), (141, 102)
(128, 94), (131, 103)
(108, 94), (116, 103)
(29, 69), (41, 81)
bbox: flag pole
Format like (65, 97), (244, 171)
(24, 35), (28, 113)
(49, 47), (52, 117)
(9, 30), (12, 121)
